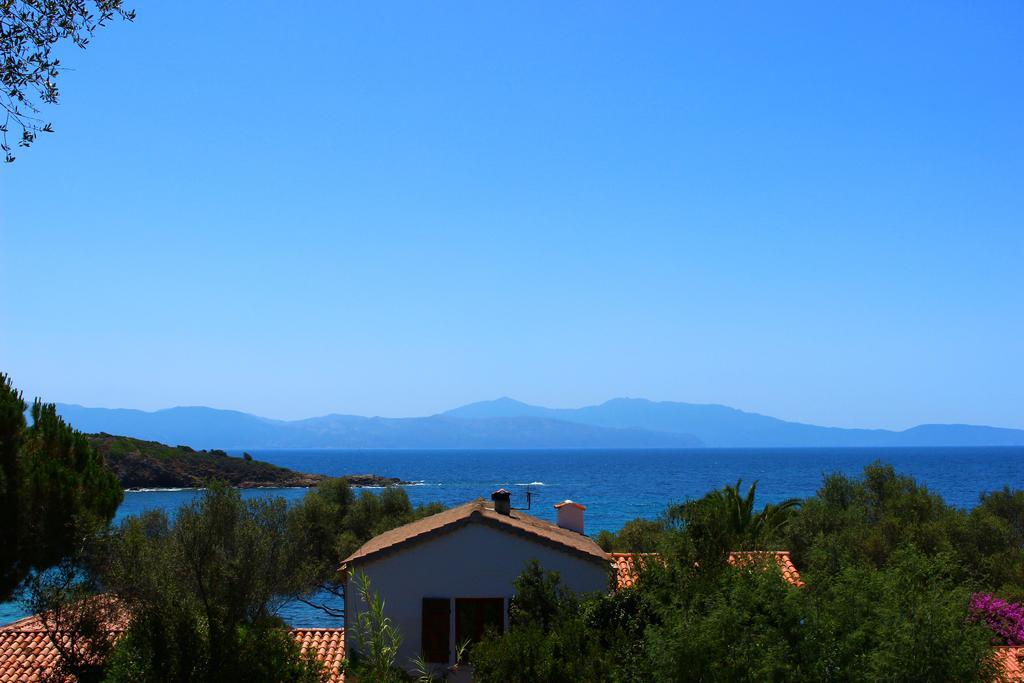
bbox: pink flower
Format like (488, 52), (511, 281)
(970, 593), (1024, 645)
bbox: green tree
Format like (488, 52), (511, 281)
(783, 461), (1024, 602)
(645, 564), (803, 682)
(0, 0), (135, 161)
(785, 462), (957, 574)
(673, 479), (800, 550)
(595, 517), (665, 553)
(287, 480), (444, 617)
(798, 550), (997, 682)
(963, 487), (1024, 598)
(102, 482), (328, 682)
(486, 469), (1005, 681)
(472, 562), (625, 683)
(0, 372), (122, 600)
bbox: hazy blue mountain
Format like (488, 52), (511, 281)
(52, 404), (701, 450)
(53, 405), (289, 449)
(444, 397), (1024, 447)
(53, 399), (1024, 450)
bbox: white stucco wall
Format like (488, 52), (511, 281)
(344, 521), (610, 674)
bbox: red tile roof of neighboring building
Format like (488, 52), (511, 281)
(0, 615), (113, 683)
(997, 647), (1024, 682)
(611, 551), (806, 590)
(0, 599), (128, 683)
(0, 612), (345, 683)
(342, 498), (610, 570)
(610, 552), (658, 589)
(0, 629), (65, 683)
(292, 628), (345, 682)
(727, 551), (806, 588)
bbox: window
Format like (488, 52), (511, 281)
(422, 598), (451, 664)
(455, 598), (505, 658)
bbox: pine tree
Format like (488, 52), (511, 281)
(0, 373), (122, 600)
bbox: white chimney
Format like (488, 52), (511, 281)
(554, 500), (586, 534)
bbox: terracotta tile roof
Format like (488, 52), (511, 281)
(610, 551), (806, 590)
(342, 499), (611, 569)
(727, 551), (806, 588)
(0, 619), (119, 683)
(0, 628), (65, 683)
(996, 646), (1024, 682)
(610, 552), (659, 589)
(0, 614), (46, 633)
(292, 628), (345, 682)
(0, 597), (130, 635)
(0, 597), (128, 683)
(0, 611), (344, 683)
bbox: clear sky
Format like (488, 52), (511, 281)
(1, 2), (1021, 429)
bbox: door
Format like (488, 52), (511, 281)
(422, 598), (451, 664)
(454, 597), (505, 660)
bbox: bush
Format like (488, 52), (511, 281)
(102, 483), (328, 681)
(480, 466), (1011, 682)
(472, 561), (649, 683)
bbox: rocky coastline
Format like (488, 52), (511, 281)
(85, 433), (406, 491)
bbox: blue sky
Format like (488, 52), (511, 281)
(1, 1), (1021, 429)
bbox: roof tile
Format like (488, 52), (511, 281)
(342, 499), (610, 568)
(996, 646), (1024, 682)
(610, 551), (806, 589)
(727, 551), (806, 588)
(292, 628), (345, 682)
(0, 617), (345, 683)
(610, 552), (658, 590)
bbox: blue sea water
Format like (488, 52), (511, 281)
(3, 446), (1023, 627)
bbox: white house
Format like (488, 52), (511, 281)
(340, 489), (611, 678)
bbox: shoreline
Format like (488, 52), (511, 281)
(124, 479), (420, 493)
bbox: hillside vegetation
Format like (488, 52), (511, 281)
(85, 433), (400, 489)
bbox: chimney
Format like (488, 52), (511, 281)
(554, 500), (586, 534)
(491, 488), (512, 515)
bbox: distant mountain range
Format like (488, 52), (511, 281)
(445, 398), (1024, 448)
(51, 398), (1024, 450)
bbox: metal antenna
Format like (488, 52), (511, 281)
(525, 484), (538, 511)
(512, 484), (539, 511)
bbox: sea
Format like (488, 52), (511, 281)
(3, 446), (1023, 627)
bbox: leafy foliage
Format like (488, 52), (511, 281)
(345, 570), (404, 682)
(0, 0), (135, 161)
(784, 462), (1024, 599)
(644, 562), (803, 681)
(287, 480), (444, 617)
(797, 550), (997, 682)
(476, 466), (1013, 681)
(0, 372), (122, 600)
(473, 564), (608, 683)
(595, 517), (665, 553)
(598, 479), (799, 561)
(666, 479), (799, 553)
(101, 483), (329, 682)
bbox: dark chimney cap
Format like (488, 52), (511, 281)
(491, 488), (512, 515)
